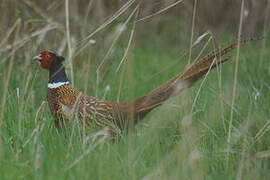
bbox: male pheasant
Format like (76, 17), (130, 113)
(34, 41), (247, 136)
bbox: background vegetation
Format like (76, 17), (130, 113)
(0, 0), (270, 179)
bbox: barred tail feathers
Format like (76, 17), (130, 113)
(133, 40), (252, 117)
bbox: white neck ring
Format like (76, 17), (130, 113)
(48, 81), (69, 88)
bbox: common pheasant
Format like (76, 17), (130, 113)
(34, 40), (248, 136)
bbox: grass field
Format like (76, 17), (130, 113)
(0, 32), (270, 180)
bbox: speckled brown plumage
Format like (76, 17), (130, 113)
(47, 83), (133, 133)
(34, 39), (254, 137)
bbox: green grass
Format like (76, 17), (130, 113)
(1, 36), (270, 180)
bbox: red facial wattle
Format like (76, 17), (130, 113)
(34, 51), (55, 70)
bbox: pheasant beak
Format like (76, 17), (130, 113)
(33, 54), (42, 67)
(33, 55), (42, 61)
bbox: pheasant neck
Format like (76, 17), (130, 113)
(48, 62), (69, 88)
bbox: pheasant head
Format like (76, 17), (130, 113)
(33, 50), (64, 70)
(34, 50), (68, 85)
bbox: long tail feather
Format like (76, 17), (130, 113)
(133, 39), (253, 119)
